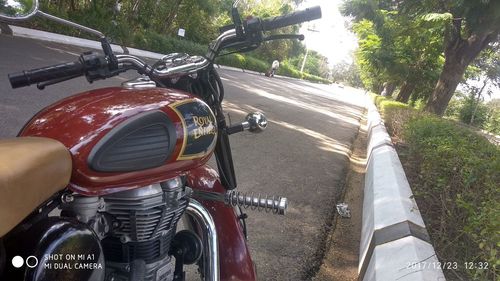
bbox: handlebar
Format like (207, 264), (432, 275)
(261, 6), (322, 31)
(263, 34), (305, 42)
(8, 6), (322, 89)
(8, 51), (113, 88)
(9, 61), (84, 88)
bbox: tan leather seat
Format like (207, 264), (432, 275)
(0, 137), (72, 237)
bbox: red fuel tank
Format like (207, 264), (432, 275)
(19, 87), (217, 196)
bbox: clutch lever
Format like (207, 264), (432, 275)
(263, 34), (305, 42)
(36, 74), (82, 90)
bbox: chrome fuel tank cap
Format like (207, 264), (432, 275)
(122, 76), (157, 89)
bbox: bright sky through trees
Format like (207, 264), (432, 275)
(300, 0), (357, 65)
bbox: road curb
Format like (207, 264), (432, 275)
(359, 100), (446, 281)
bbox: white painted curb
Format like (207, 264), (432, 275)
(359, 100), (446, 281)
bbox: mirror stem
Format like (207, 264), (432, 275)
(100, 37), (118, 68)
(36, 11), (116, 68)
(37, 11), (105, 38)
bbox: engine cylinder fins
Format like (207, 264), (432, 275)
(103, 180), (188, 242)
(100, 179), (187, 281)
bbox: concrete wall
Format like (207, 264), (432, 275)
(358, 101), (446, 281)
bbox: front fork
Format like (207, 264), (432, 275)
(183, 110), (286, 281)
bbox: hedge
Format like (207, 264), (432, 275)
(404, 116), (499, 280)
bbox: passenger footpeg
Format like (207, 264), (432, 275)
(191, 189), (288, 215)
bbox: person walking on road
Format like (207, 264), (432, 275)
(266, 60), (280, 77)
(271, 59), (279, 76)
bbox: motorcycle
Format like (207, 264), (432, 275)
(0, 1), (321, 280)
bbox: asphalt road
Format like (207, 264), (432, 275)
(0, 34), (367, 280)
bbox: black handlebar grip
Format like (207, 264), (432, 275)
(9, 61), (85, 88)
(261, 6), (322, 31)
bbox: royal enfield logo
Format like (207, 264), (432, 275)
(192, 116), (217, 139)
(170, 99), (217, 160)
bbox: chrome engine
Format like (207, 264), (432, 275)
(61, 177), (189, 281)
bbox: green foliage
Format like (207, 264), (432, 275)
(277, 61), (331, 83)
(374, 96), (409, 112)
(330, 61), (363, 87)
(445, 93), (500, 135)
(232, 0), (305, 63)
(484, 99), (500, 135)
(403, 116), (500, 280)
(409, 99), (427, 110)
(370, 94), (420, 139)
(420, 12), (452, 23)
(344, 3), (444, 99)
(351, 19), (383, 91)
(301, 72), (331, 84)
(458, 95), (489, 128)
(0, 0), (32, 16)
(344, 0), (500, 114)
(215, 53), (268, 73)
(0, 0), (17, 16)
(398, 0), (500, 114)
(400, 0), (500, 36)
(444, 96), (462, 120)
(132, 30), (206, 56)
(214, 55), (328, 83)
(287, 50), (330, 78)
(277, 60), (302, 77)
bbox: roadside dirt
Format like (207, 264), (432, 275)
(311, 112), (367, 281)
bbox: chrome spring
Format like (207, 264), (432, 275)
(224, 190), (288, 215)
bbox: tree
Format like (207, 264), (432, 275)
(343, 0), (500, 115)
(295, 50), (330, 78)
(458, 86), (490, 127)
(459, 47), (500, 125)
(0, 0), (17, 16)
(342, 1), (444, 101)
(400, 0), (500, 115)
(350, 18), (385, 92)
(330, 61), (363, 87)
(392, 14), (444, 103)
(246, 0), (304, 63)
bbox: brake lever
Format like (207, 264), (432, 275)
(263, 34), (305, 42)
(36, 74), (82, 90)
(217, 33), (303, 56)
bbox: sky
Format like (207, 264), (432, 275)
(299, 0), (358, 65)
